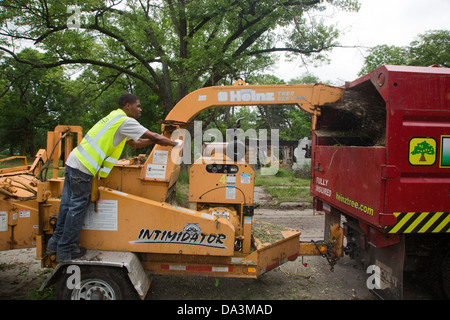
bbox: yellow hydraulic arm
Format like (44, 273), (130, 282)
(163, 83), (345, 129)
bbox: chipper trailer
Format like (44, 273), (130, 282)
(0, 82), (345, 300)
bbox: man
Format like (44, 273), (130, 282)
(47, 93), (182, 262)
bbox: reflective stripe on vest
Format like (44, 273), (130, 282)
(98, 139), (126, 177)
(73, 109), (128, 177)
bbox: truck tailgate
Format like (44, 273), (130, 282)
(311, 144), (386, 227)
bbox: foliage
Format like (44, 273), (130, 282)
(0, 0), (360, 113)
(359, 30), (450, 75)
(409, 30), (450, 67)
(0, 1), (362, 156)
(0, 48), (74, 155)
(358, 45), (409, 76)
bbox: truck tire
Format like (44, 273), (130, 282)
(54, 265), (139, 300)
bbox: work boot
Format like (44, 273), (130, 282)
(46, 248), (57, 256)
(46, 238), (58, 255)
(71, 246), (87, 259)
(56, 247), (86, 262)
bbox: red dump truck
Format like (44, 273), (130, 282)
(311, 65), (450, 299)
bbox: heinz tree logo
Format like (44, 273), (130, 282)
(217, 89), (275, 103)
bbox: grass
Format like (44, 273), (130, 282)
(28, 284), (55, 300)
(255, 167), (312, 205)
(173, 166), (190, 207)
(0, 155), (65, 179)
(171, 166), (313, 207)
(265, 186), (312, 204)
(0, 156), (31, 169)
(255, 167), (310, 187)
(0, 262), (18, 271)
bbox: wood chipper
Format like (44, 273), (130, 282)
(0, 83), (345, 300)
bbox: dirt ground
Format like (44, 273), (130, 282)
(0, 247), (50, 300)
(146, 186), (374, 300)
(0, 186), (377, 300)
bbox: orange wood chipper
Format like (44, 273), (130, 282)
(0, 83), (345, 299)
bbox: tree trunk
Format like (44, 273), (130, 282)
(20, 132), (29, 156)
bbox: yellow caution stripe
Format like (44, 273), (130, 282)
(386, 212), (450, 233)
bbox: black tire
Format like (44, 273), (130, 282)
(55, 265), (139, 300)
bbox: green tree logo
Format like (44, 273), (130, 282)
(409, 138), (436, 166)
(411, 140), (435, 162)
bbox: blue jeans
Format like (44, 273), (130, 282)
(47, 166), (93, 261)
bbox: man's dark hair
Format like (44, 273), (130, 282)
(118, 93), (139, 108)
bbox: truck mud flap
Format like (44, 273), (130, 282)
(368, 237), (405, 300)
(244, 229), (301, 277)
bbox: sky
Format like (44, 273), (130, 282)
(271, 0), (450, 85)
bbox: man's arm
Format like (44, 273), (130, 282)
(126, 130), (179, 149)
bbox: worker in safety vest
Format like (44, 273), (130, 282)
(46, 93), (183, 262)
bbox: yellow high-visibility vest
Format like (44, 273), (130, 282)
(73, 109), (128, 178)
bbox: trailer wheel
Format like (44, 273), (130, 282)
(55, 265), (139, 300)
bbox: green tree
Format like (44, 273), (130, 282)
(358, 45), (409, 76)
(58, 64), (166, 157)
(359, 29), (450, 76)
(0, 0), (360, 115)
(409, 30), (450, 67)
(0, 48), (70, 155)
(411, 140), (435, 162)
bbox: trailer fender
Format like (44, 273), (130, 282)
(39, 250), (150, 299)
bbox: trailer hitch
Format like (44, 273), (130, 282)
(311, 239), (339, 271)
(312, 223), (343, 271)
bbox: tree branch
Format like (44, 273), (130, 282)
(0, 45), (159, 93)
(89, 13), (163, 88)
(247, 46), (334, 55)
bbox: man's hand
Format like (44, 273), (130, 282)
(174, 139), (184, 148)
(128, 130), (184, 149)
